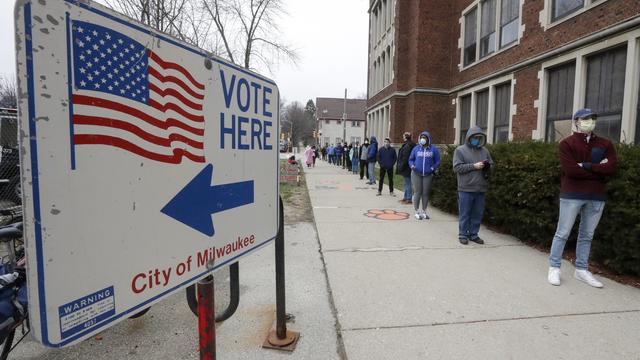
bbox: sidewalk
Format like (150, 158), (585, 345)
(306, 160), (640, 360)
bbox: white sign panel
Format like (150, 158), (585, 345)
(15, 0), (279, 347)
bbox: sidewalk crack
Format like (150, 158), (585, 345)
(341, 309), (640, 332)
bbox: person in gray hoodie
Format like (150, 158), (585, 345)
(453, 126), (493, 245)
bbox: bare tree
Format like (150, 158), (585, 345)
(104, 0), (215, 50)
(202, 0), (298, 71)
(0, 76), (17, 109)
(103, 0), (298, 72)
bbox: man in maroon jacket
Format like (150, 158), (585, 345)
(548, 109), (617, 288)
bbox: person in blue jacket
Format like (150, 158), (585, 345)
(327, 144), (335, 164)
(366, 136), (379, 185)
(408, 131), (441, 220)
(377, 137), (397, 196)
(334, 143), (343, 167)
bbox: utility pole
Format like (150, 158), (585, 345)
(342, 88), (347, 144)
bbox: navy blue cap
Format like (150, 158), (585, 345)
(573, 108), (597, 120)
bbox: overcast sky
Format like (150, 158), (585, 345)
(0, 0), (369, 106)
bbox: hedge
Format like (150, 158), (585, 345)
(430, 141), (640, 276)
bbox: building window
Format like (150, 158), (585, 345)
(552, 0), (584, 22)
(500, 0), (519, 47)
(464, 7), (478, 66)
(546, 62), (576, 142)
(325, 120), (330, 124)
(494, 83), (511, 143)
(585, 46), (627, 142)
(480, 0), (496, 59)
(460, 95), (472, 144)
(475, 89), (489, 133)
(324, 137), (330, 146)
(463, 0), (520, 67)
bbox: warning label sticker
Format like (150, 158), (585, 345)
(58, 287), (116, 339)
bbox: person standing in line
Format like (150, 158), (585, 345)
(351, 142), (360, 174)
(328, 144), (335, 164)
(366, 136), (379, 185)
(376, 138), (397, 196)
(409, 131), (440, 219)
(335, 143), (343, 167)
(304, 145), (314, 168)
(312, 146), (319, 167)
(547, 109), (618, 288)
(359, 138), (370, 180)
(396, 132), (415, 204)
(345, 143), (352, 170)
(321, 145), (327, 161)
(453, 126), (493, 245)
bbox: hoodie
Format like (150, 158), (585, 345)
(367, 136), (379, 162)
(453, 126), (493, 192)
(408, 131), (440, 176)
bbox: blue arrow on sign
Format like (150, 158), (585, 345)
(161, 164), (254, 236)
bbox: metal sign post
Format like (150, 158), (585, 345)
(15, 0), (279, 348)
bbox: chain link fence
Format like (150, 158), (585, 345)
(0, 108), (20, 215)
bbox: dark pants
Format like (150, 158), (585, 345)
(458, 192), (486, 240)
(378, 167), (394, 193)
(359, 160), (368, 179)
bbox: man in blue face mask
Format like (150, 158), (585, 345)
(453, 126), (493, 245)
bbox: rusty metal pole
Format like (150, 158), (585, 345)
(197, 275), (215, 360)
(275, 197), (286, 339)
(263, 196), (299, 351)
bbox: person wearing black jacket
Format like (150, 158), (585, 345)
(396, 132), (415, 204)
(359, 139), (370, 180)
(377, 137), (397, 196)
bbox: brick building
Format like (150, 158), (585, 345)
(366, 0), (640, 145)
(316, 98), (367, 146)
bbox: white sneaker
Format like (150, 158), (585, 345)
(574, 270), (603, 288)
(414, 212), (422, 220)
(548, 267), (561, 286)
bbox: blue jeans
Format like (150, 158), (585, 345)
(367, 162), (376, 183)
(458, 192), (485, 240)
(352, 157), (358, 173)
(403, 176), (412, 201)
(549, 198), (605, 270)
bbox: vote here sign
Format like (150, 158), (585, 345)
(15, 0), (279, 347)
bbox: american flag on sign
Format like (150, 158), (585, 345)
(71, 21), (205, 164)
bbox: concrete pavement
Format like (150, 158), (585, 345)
(307, 159), (640, 360)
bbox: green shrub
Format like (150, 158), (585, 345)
(431, 141), (640, 276)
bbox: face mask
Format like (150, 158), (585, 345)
(470, 138), (481, 147)
(384, 142), (390, 148)
(364, 141), (369, 145)
(578, 119), (596, 133)
(419, 138), (427, 145)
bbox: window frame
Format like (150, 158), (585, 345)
(455, 74), (515, 144)
(493, 82), (512, 143)
(542, 0), (608, 30)
(535, 30), (640, 143)
(460, 0), (522, 70)
(544, 61), (577, 142)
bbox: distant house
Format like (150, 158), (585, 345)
(316, 98), (367, 146)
